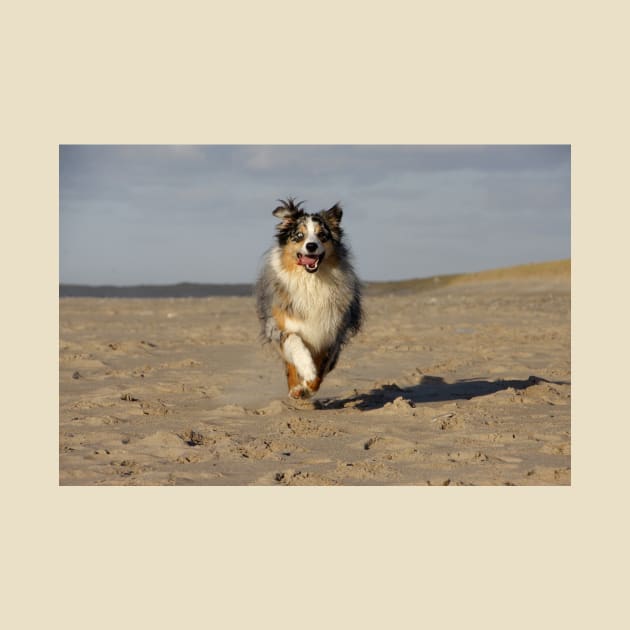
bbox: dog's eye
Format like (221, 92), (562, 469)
(319, 232), (329, 242)
(292, 232), (304, 242)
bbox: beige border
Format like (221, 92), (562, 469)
(5, 1), (627, 628)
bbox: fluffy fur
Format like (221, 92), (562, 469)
(256, 198), (363, 399)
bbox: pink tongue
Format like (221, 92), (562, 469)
(298, 255), (318, 266)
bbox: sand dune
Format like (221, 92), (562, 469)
(59, 260), (570, 485)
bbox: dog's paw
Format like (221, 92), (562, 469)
(289, 383), (313, 400)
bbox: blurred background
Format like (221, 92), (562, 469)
(59, 145), (570, 286)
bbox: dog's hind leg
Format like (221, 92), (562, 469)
(324, 347), (341, 375)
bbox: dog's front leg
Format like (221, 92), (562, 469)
(282, 333), (317, 398)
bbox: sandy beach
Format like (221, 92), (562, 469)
(59, 260), (570, 485)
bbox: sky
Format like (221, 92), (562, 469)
(59, 145), (570, 285)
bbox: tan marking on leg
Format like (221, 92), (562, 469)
(305, 376), (322, 393)
(286, 361), (301, 391)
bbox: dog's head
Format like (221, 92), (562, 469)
(272, 198), (343, 274)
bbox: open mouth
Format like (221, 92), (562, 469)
(296, 252), (324, 273)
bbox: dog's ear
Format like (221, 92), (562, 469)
(272, 198), (304, 220)
(273, 199), (305, 241)
(322, 203), (343, 227)
(272, 206), (294, 220)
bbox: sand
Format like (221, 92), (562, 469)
(59, 261), (570, 485)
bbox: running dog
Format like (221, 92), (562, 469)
(255, 198), (363, 399)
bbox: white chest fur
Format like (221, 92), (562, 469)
(270, 248), (352, 353)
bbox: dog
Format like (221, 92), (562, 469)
(255, 198), (363, 399)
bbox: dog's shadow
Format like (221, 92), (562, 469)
(319, 374), (569, 411)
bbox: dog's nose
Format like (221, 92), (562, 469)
(305, 242), (318, 253)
